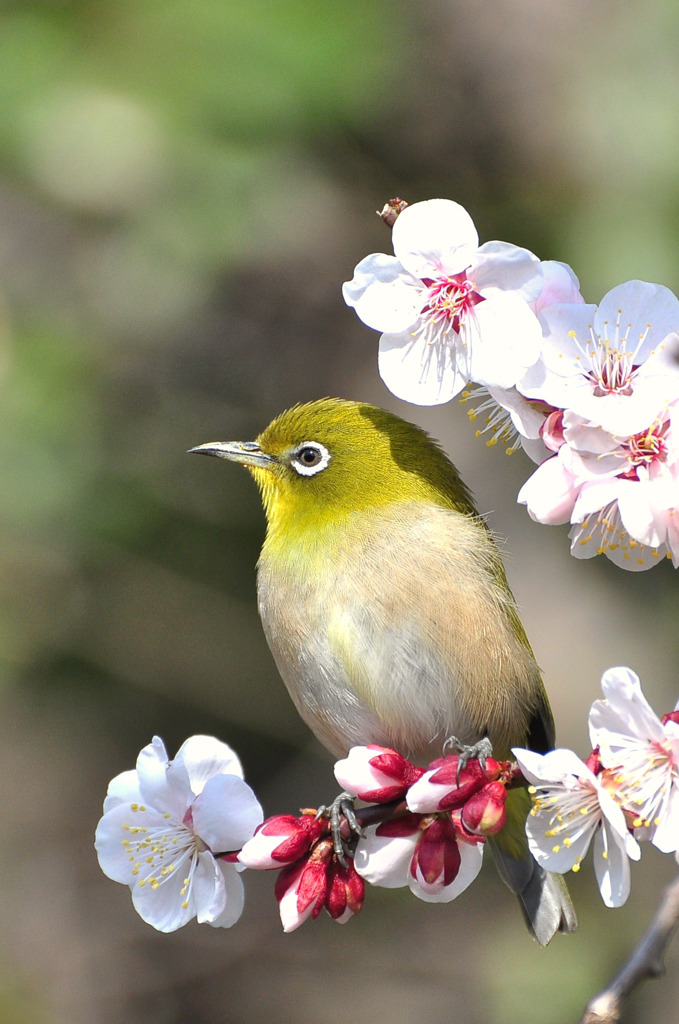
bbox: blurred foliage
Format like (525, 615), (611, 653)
(0, 1), (678, 1023)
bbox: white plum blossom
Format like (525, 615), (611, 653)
(95, 735), (263, 932)
(513, 747), (640, 908)
(521, 280), (679, 436)
(343, 198), (544, 404)
(354, 812), (484, 903)
(589, 667), (679, 852)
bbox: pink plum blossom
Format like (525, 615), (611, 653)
(521, 280), (679, 436)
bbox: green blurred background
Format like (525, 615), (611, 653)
(1, 2), (678, 1022)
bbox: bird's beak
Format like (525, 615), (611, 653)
(187, 440), (277, 469)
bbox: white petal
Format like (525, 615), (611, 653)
(593, 822), (632, 908)
(137, 737), (192, 820)
(192, 774), (263, 853)
(512, 747), (594, 786)
(486, 385), (546, 439)
(471, 241), (541, 300)
(192, 850), (226, 924)
(173, 735), (244, 794)
(617, 484), (666, 548)
(95, 803), (146, 885)
(342, 254), (424, 333)
(525, 815), (592, 874)
(131, 859), (196, 933)
(596, 786), (641, 859)
(103, 769), (143, 813)
(597, 281), (679, 359)
(277, 863), (316, 933)
(354, 826), (418, 888)
(406, 771), (455, 813)
(466, 293), (542, 388)
(590, 667), (665, 747)
(409, 840), (484, 903)
(392, 199), (478, 277)
(651, 786), (679, 853)
(208, 862), (245, 928)
(334, 745), (398, 796)
(378, 329), (468, 405)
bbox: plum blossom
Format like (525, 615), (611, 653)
(521, 280), (679, 436)
(519, 401), (679, 570)
(343, 198), (544, 404)
(460, 260), (583, 460)
(513, 747), (640, 908)
(334, 744), (424, 802)
(95, 735), (263, 932)
(589, 667), (679, 852)
(354, 810), (484, 902)
(461, 384), (553, 462)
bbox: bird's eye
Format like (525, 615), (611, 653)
(290, 441), (331, 477)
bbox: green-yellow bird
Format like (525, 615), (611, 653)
(190, 397), (576, 944)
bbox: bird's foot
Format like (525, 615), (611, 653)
(443, 735), (494, 783)
(315, 792), (364, 868)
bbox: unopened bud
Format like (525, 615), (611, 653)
(325, 859), (365, 922)
(377, 197), (409, 227)
(460, 781), (507, 836)
(412, 755), (501, 812)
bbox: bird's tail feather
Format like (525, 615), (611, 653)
(489, 787), (578, 946)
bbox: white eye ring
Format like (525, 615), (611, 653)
(290, 441), (331, 477)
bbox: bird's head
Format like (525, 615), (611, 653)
(189, 398), (475, 540)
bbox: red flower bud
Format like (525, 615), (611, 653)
(424, 755), (501, 810)
(325, 859), (365, 921)
(460, 781), (507, 836)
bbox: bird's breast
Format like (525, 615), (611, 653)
(257, 502), (543, 762)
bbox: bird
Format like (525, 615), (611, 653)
(189, 397), (576, 944)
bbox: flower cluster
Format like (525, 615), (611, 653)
(240, 744), (510, 931)
(95, 667), (677, 933)
(343, 199), (679, 570)
(513, 667), (679, 908)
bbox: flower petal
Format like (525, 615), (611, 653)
(392, 199), (478, 277)
(593, 821), (632, 908)
(378, 329), (468, 405)
(354, 823), (418, 889)
(342, 254), (423, 333)
(192, 773), (263, 853)
(173, 735), (244, 794)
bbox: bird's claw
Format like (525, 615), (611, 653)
(443, 735), (494, 784)
(315, 792), (364, 868)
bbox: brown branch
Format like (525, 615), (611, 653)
(579, 870), (679, 1024)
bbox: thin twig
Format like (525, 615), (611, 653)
(580, 870), (679, 1024)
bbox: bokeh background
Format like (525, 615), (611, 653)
(1, 2), (678, 1022)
